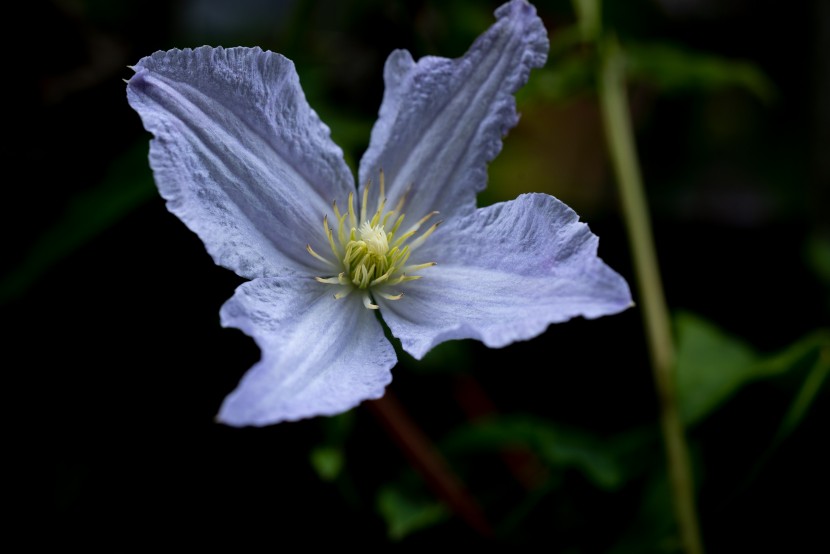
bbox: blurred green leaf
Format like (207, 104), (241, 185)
(436, 2), (494, 47)
(607, 468), (682, 554)
(675, 312), (830, 426)
(310, 412), (354, 482)
(548, 24), (588, 58)
(519, 54), (596, 102)
(376, 485), (449, 541)
(310, 446), (345, 482)
(311, 105), (373, 173)
(399, 339), (474, 374)
(774, 340), (830, 445)
(729, 338), (829, 496)
(321, 411), (356, 442)
(626, 42), (775, 103)
(805, 232), (830, 286)
(675, 312), (760, 426)
(1, 141), (155, 304)
(441, 415), (649, 490)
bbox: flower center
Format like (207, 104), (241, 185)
(306, 171), (438, 309)
(359, 222), (389, 255)
(345, 222), (391, 288)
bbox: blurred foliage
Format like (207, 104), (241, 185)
(806, 232), (830, 311)
(310, 412), (355, 481)
(440, 415), (649, 491)
(377, 484), (450, 540)
(399, 339), (475, 374)
(625, 42), (776, 102)
(310, 446), (345, 481)
(374, 312), (829, 543)
(676, 311), (829, 427)
(606, 468), (680, 554)
(1, 141), (155, 304)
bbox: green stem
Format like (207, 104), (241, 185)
(597, 35), (705, 554)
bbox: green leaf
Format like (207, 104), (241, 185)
(675, 311), (830, 426)
(310, 104), (373, 173)
(674, 312), (760, 426)
(773, 342), (829, 442)
(309, 412), (354, 482)
(519, 54), (597, 102)
(309, 446), (345, 482)
(1, 141), (155, 304)
(399, 339), (474, 374)
(376, 485), (449, 541)
(441, 415), (650, 490)
(625, 41), (775, 103)
(548, 24), (589, 58)
(805, 232), (830, 310)
(729, 336), (830, 494)
(606, 468), (682, 554)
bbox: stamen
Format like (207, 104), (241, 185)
(332, 201), (348, 245)
(407, 221), (442, 251)
(388, 213), (406, 236)
(347, 191), (357, 230)
(402, 262), (437, 273)
(393, 211), (439, 246)
(377, 291), (403, 301)
(314, 172), (437, 309)
(337, 212), (348, 245)
(369, 268), (393, 287)
(306, 244), (335, 267)
(375, 168), (389, 222)
(361, 180), (371, 222)
(392, 182), (413, 214)
(315, 273), (349, 286)
(386, 274), (422, 286)
(362, 292), (379, 310)
(334, 288), (353, 300)
(324, 215), (340, 259)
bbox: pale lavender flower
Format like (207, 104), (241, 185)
(126, 0), (632, 426)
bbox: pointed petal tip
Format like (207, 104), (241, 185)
(358, 0), (549, 219)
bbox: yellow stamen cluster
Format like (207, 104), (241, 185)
(306, 171), (439, 309)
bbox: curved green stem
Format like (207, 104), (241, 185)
(597, 35), (705, 554)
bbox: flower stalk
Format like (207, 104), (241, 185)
(369, 392), (493, 537)
(596, 34), (705, 554)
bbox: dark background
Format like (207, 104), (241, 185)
(9, 0), (828, 550)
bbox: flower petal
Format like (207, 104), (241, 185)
(127, 47), (353, 279)
(378, 194), (633, 359)
(358, 0), (548, 221)
(217, 275), (396, 426)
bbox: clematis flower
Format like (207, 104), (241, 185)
(126, 0), (632, 427)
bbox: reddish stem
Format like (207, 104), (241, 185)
(368, 392), (494, 538)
